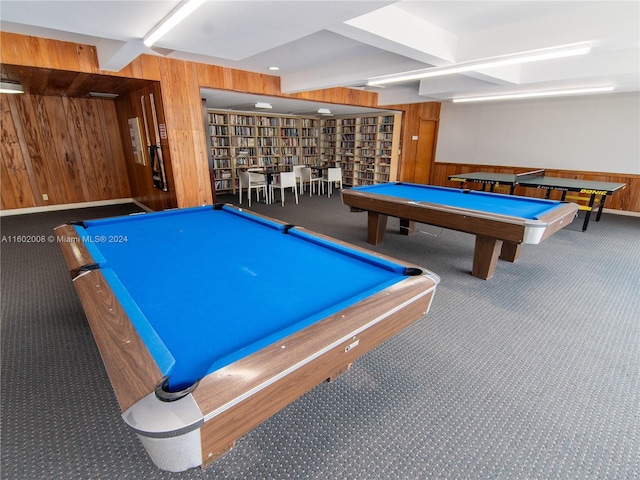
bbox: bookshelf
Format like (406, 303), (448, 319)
(207, 110), (400, 193)
(320, 113), (401, 187)
(208, 112), (233, 191)
(208, 111), (319, 193)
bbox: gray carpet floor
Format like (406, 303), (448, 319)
(1, 191), (639, 479)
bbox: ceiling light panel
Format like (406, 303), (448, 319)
(144, 0), (207, 47)
(367, 42), (592, 86)
(452, 85), (615, 103)
(0, 81), (24, 94)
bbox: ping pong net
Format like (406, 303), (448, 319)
(513, 169), (546, 184)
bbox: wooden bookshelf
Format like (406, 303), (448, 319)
(320, 113), (401, 187)
(320, 119), (337, 163)
(207, 110), (400, 193)
(207, 111), (322, 193)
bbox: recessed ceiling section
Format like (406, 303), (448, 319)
(342, 4), (457, 65)
(0, 1), (170, 40)
(156, 1), (392, 61)
(1, 1), (638, 102)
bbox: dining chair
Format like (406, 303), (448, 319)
(300, 167), (321, 197)
(269, 171), (299, 207)
(239, 170), (267, 207)
(292, 165), (305, 194)
(322, 167), (343, 197)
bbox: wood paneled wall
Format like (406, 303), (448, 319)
(114, 84), (178, 212)
(431, 162), (639, 212)
(383, 102), (441, 182)
(1, 93), (130, 209)
(1, 32), (382, 210)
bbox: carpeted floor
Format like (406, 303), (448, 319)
(1, 192), (639, 479)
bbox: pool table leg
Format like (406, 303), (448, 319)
(399, 218), (416, 236)
(500, 241), (522, 263)
(367, 212), (389, 245)
(472, 235), (503, 280)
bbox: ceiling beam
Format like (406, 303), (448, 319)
(96, 38), (147, 72)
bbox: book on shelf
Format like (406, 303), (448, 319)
(210, 137), (230, 147)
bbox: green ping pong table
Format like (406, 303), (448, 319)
(449, 169), (626, 231)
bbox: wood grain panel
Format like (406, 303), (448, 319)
(114, 84), (177, 211)
(1, 93), (131, 209)
(0, 96), (37, 209)
(9, 95), (57, 205)
(157, 59), (211, 207)
(76, 97), (122, 199)
(1, 34), (52, 68)
(48, 95), (88, 201)
(196, 63), (230, 91)
(101, 100), (131, 196)
(135, 55), (162, 81)
(43, 96), (87, 203)
(382, 102), (441, 183)
(2, 64), (153, 98)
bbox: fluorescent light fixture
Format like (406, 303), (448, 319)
(144, 0), (206, 47)
(452, 85), (615, 103)
(89, 92), (119, 99)
(268, 66), (280, 71)
(255, 102), (272, 109)
(368, 42), (592, 86)
(0, 81), (24, 94)
(317, 108), (332, 115)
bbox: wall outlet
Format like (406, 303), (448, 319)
(42, 193), (49, 200)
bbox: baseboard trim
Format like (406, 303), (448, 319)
(0, 198), (138, 217)
(603, 208), (640, 218)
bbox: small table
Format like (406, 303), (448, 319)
(448, 170), (626, 231)
(54, 205), (439, 472)
(248, 166), (290, 184)
(247, 166), (291, 203)
(308, 164), (330, 175)
(342, 182), (579, 280)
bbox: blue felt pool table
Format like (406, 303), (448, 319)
(54, 204), (439, 472)
(342, 182), (579, 280)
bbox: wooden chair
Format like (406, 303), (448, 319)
(322, 167), (343, 197)
(269, 171), (299, 206)
(239, 170), (267, 207)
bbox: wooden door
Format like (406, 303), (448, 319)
(413, 119), (437, 184)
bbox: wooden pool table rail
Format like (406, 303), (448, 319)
(55, 224), (163, 412)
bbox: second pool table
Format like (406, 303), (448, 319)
(54, 204), (439, 472)
(342, 182), (579, 280)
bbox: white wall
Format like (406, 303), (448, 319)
(435, 92), (640, 174)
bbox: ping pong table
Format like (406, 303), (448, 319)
(449, 169), (626, 231)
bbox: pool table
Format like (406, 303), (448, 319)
(341, 182), (579, 280)
(54, 204), (439, 472)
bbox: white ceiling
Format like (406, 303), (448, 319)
(1, 1), (638, 115)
